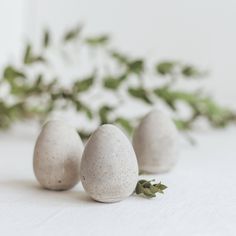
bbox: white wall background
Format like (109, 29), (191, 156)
(0, 0), (27, 65)
(1, 0), (236, 107)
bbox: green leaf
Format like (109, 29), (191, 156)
(63, 25), (82, 42)
(153, 87), (176, 110)
(23, 44), (32, 64)
(143, 188), (156, 198)
(138, 179), (148, 185)
(135, 182), (143, 194)
(135, 179), (167, 198)
(3, 66), (25, 81)
(196, 97), (235, 127)
(103, 76), (121, 90)
(43, 29), (50, 48)
(156, 61), (175, 75)
(103, 74), (126, 90)
(85, 35), (109, 46)
(110, 51), (129, 65)
(78, 130), (91, 140)
(3, 66), (27, 96)
(74, 100), (83, 111)
(181, 65), (200, 77)
(23, 44), (46, 65)
(110, 52), (144, 74)
(174, 119), (190, 130)
(98, 106), (113, 124)
(128, 87), (152, 104)
(153, 182), (168, 193)
(153, 87), (199, 111)
(128, 60), (144, 75)
(115, 117), (133, 135)
(143, 181), (153, 188)
(73, 75), (94, 93)
(154, 87), (236, 128)
(31, 56), (46, 64)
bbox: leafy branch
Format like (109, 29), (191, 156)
(0, 24), (235, 137)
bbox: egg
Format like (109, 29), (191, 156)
(80, 124), (138, 203)
(133, 109), (178, 173)
(33, 120), (83, 190)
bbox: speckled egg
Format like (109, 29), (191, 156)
(80, 124), (138, 203)
(133, 109), (178, 173)
(33, 120), (83, 190)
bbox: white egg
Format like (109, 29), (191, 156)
(33, 120), (83, 190)
(80, 124), (138, 203)
(133, 110), (178, 173)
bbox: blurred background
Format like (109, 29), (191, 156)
(1, 0), (236, 140)
(1, 0), (236, 106)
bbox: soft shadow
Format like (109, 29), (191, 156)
(0, 179), (96, 206)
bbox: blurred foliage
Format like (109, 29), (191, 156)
(0, 24), (235, 139)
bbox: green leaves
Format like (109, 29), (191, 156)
(3, 66), (26, 96)
(194, 97), (236, 127)
(181, 65), (203, 77)
(78, 130), (91, 140)
(127, 59), (144, 75)
(154, 87), (176, 110)
(98, 106), (113, 124)
(0, 101), (28, 129)
(128, 87), (152, 104)
(174, 119), (191, 130)
(156, 61), (175, 75)
(154, 87), (199, 110)
(103, 74), (126, 90)
(103, 77), (121, 90)
(110, 51), (144, 75)
(43, 29), (50, 48)
(63, 25), (82, 42)
(135, 179), (167, 198)
(23, 44), (31, 64)
(0, 25), (235, 141)
(110, 51), (129, 65)
(154, 86), (236, 129)
(73, 75), (94, 93)
(85, 35), (109, 46)
(156, 61), (204, 78)
(23, 44), (46, 65)
(3, 66), (25, 81)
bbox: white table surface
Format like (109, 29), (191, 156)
(0, 125), (236, 236)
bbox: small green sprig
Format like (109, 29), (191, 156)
(135, 179), (167, 198)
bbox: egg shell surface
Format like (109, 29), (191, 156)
(33, 120), (83, 190)
(81, 124), (139, 203)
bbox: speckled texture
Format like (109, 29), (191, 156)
(133, 110), (178, 173)
(33, 120), (84, 190)
(80, 124), (138, 203)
